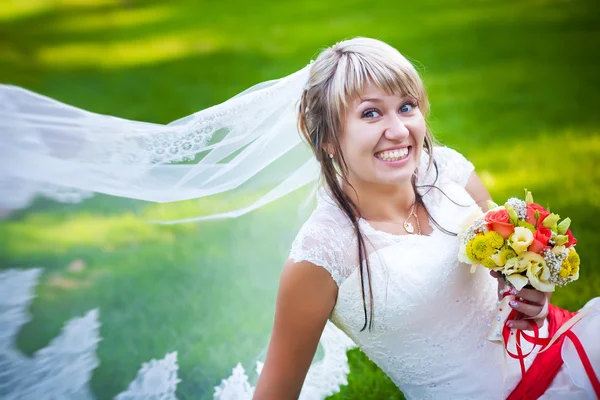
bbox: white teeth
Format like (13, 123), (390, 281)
(376, 148), (409, 161)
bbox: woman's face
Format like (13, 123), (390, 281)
(338, 82), (427, 187)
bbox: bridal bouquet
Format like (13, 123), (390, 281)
(458, 191), (580, 341)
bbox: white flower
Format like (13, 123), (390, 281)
(458, 205), (484, 235)
(503, 256), (529, 290)
(507, 273), (529, 291)
(508, 227), (534, 255)
(523, 252), (556, 292)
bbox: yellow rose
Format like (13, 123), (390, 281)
(508, 227), (534, 255)
(523, 251), (555, 292)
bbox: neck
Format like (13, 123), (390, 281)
(342, 176), (416, 222)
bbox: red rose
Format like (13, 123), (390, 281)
(526, 203), (550, 228)
(565, 229), (578, 247)
(535, 226), (553, 245)
(485, 209), (515, 239)
(529, 226), (552, 254)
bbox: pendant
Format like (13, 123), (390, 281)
(404, 221), (415, 234)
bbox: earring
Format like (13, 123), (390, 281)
(328, 153), (334, 159)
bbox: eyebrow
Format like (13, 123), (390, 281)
(358, 98), (383, 104)
(357, 95), (413, 108)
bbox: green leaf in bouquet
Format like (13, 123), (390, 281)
(543, 213), (561, 230)
(557, 217), (571, 235)
(525, 190), (534, 205)
(516, 220), (536, 232)
(554, 235), (569, 246)
(505, 204), (519, 225)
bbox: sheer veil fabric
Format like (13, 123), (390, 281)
(0, 64), (318, 220)
(0, 63), (358, 399)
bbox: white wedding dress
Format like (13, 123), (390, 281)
(289, 146), (600, 400)
(1, 147), (598, 400)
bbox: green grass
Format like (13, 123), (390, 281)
(1, 0), (599, 399)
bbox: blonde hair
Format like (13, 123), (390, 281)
(298, 37), (438, 331)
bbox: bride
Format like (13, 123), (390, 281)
(252, 38), (600, 399)
(0, 37), (598, 399)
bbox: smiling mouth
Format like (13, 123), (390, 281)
(374, 146), (411, 162)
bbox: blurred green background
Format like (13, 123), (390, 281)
(1, 0), (599, 399)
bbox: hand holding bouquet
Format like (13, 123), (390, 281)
(458, 191), (580, 342)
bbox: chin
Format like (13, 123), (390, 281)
(386, 174), (414, 186)
(375, 162), (417, 183)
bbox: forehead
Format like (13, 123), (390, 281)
(350, 81), (406, 107)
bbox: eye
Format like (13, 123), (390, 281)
(400, 102), (417, 113)
(362, 108), (381, 119)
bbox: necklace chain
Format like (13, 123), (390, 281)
(403, 202), (421, 235)
(364, 201), (422, 235)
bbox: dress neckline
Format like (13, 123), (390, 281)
(357, 217), (440, 239)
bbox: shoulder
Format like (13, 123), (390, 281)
(432, 146), (474, 174)
(279, 258), (338, 307)
(422, 145), (475, 188)
(427, 146), (490, 209)
(289, 197), (358, 287)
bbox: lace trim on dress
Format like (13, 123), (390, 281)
(288, 146), (475, 288)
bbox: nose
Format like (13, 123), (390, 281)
(384, 114), (410, 141)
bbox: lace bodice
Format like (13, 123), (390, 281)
(289, 145), (477, 288)
(289, 146), (535, 399)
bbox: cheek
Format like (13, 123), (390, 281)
(341, 123), (375, 158)
(414, 113), (428, 134)
(408, 118), (427, 146)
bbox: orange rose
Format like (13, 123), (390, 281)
(485, 209), (515, 239)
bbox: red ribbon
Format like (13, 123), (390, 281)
(564, 330), (600, 397)
(502, 295), (600, 400)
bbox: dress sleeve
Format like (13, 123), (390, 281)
(289, 212), (358, 288)
(432, 146), (475, 187)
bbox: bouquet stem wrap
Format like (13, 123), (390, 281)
(486, 294), (515, 343)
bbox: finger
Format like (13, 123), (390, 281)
(490, 270), (503, 279)
(506, 319), (542, 331)
(490, 271), (507, 299)
(497, 281), (507, 298)
(516, 288), (546, 305)
(509, 299), (544, 318)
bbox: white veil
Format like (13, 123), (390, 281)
(0, 62), (356, 399)
(0, 64), (319, 220)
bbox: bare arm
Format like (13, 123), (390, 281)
(465, 171), (492, 212)
(253, 259), (338, 400)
